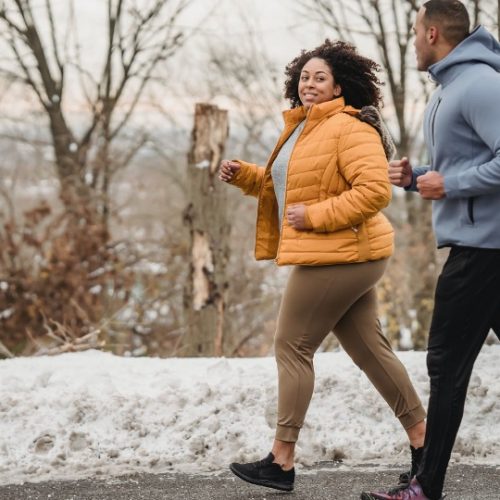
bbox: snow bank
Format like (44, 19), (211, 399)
(1, 347), (499, 485)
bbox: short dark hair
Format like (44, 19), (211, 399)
(283, 39), (383, 109)
(423, 0), (470, 46)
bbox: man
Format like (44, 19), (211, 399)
(361, 1), (500, 499)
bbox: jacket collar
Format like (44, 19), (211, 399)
(282, 97), (359, 128)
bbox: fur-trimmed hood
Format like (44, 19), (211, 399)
(357, 106), (396, 161)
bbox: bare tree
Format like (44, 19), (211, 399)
(0, 0), (190, 228)
(498, 0), (500, 38)
(464, 0), (499, 29)
(296, 0), (427, 154)
(470, 0), (482, 26)
(0, 0), (193, 354)
(203, 32), (283, 160)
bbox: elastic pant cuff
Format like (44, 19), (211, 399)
(275, 424), (300, 443)
(399, 405), (427, 430)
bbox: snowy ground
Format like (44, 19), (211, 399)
(1, 347), (500, 486)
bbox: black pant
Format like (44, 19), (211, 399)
(416, 246), (500, 499)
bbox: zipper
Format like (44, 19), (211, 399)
(275, 120), (308, 263)
(430, 97), (442, 148)
(467, 197), (475, 224)
(256, 124), (299, 252)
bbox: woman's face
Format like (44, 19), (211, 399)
(298, 57), (341, 109)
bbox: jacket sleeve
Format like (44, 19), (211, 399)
(229, 160), (265, 198)
(444, 75), (500, 198)
(305, 120), (392, 232)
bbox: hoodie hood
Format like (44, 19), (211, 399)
(416, 24), (500, 250)
(429, 25), (500, 85)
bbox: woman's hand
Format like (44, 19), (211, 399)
(287, 204), (310, 231)
(218, 160), (241, 182)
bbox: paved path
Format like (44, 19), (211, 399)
(0, 463), (498, 499)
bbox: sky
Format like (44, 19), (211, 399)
(0, 0), (421, 137)
(0, 0), (331, 124)
(1, 346), (500, 486)
(45, 0), (321, 69)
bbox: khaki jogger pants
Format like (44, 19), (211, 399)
(274, 259), (426, 443)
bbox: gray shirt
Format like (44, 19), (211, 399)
(271, 120), (305, 228)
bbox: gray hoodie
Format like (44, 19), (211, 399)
(409, 25), (500, 249)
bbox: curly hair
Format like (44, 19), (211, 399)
(284, 39), (384, 109)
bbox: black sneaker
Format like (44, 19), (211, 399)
(229, 452), (295, 492)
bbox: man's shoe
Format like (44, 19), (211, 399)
(229, 452), (295, 492)
(398, 446), (424, 487)
(360, 478), (431, 500)
(384, 445), (424, 495)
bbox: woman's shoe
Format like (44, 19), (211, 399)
(229, 452), (295, 492)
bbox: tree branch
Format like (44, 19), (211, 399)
(45, 0), (64, 80)
(0, 7), (26, 37)
(6, 32), (48, 107)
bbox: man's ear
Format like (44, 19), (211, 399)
(427, 25), (439, 45)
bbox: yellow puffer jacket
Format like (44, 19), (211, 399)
(230, 97), (394, 266)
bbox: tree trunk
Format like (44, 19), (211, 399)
(498, 0), (500, 39)
(181, 103), (230, 357)
(405, 193), (437, 349)
(472, 0), (480, 27)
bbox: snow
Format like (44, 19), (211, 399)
(1, 347), (500, 486)
(195, 160), (210, 169)
(0, 308), (14, 320)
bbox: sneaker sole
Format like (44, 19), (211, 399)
(229, 464), (294, 492)
(360, 489), (447, 499)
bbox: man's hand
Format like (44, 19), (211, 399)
(416, 171), (446, 200)
(388, 157), (413, 188)
(287, 204), (309, 231)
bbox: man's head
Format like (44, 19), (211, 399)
(414, 0), (470, 71)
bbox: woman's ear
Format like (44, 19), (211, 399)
(334, 84), (342, 97)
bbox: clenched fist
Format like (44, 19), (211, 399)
(417, 171), (446, 200)
(388, 157), (413, 188)
(287, 204), (310, 231)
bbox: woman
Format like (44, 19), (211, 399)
(219, 40), (426, 493)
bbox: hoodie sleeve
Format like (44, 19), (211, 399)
(405, 166), (431, 192)
(444, 74), (500, 198)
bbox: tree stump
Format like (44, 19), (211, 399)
(181, 103), (230, 357)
